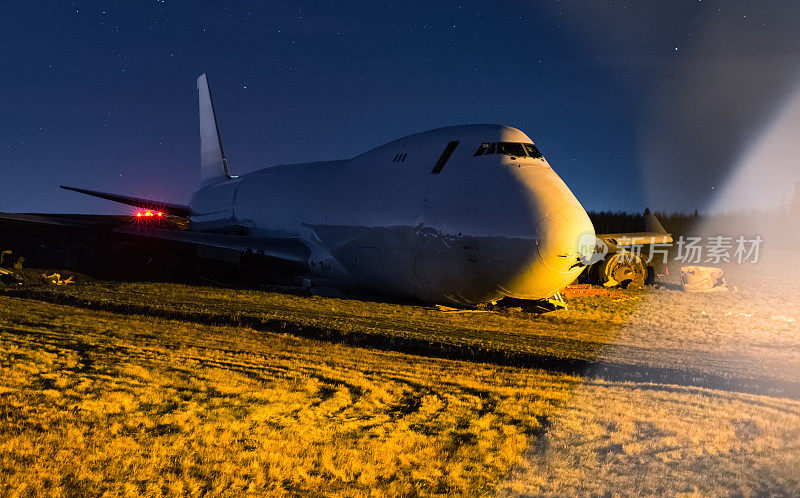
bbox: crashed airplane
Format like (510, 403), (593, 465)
(0, 74), (670, 305)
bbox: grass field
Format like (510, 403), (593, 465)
(4, 272), (798, 384)
(499, 253), (800, 495)
(0, 295), (578, 496)
(502, 380), (800, 496)
(1, 256), (799, 495)
(2, 275), (637, 362)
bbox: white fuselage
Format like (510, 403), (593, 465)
(190, 124), (595, 305)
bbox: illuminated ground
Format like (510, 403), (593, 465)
(1, 263), (799, 495)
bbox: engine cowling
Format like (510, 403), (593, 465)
(584, 251), (651, 288)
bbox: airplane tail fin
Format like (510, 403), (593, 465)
(645, 213), (668, 234)
(197, 74), (233, 186)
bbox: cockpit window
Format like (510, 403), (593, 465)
(474, 143), (490, 156)
(497, 142), (526, 157)
(475, 141), (544, 159)
(523, 143), (543, 158)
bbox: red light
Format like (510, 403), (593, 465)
(133, 208), (166, 222)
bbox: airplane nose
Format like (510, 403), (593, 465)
(536, 204), (596, 275)
(472, 165), (596, 300)
(475, 201), (595, 300)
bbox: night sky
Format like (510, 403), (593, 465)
(3, 1), (799, 215)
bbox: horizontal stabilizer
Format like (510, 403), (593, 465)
(597, 214), (672, 247)
(61, 186), (191, 217)
(597, 232), (673, 247)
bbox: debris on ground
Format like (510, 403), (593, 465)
(603, 278), (619, 288)
(550, 292), (567, 310)
(435, 305), (489, 313)
(562, 284), (629, 300)
(42, 273), (75, 285)
(680, 266), (727, 292)
(0, 268), (23, 286)
(516, 294), (568, 313)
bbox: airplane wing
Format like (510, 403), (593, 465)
(0, 212), (132, 229)
(113, 225), (310, 268)
(60, 186), (191, 217)
(0, 212), (100, 228)
(0, 211), (310, 273)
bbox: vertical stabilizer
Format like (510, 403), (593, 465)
(645, 213), (668, 234)
(197, 74), (232, 186)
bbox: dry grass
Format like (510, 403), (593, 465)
(2, 276), (636, 362)
(500, 252), (800, 496)
(598, 252), (800, 382)
(1, 252), (799, 495)
(0, 296), (577, 496)
(501, 380), (800, 496)
(5, 272), (799, 383)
